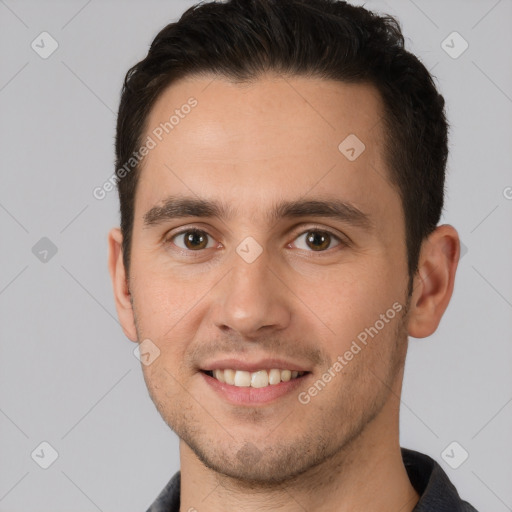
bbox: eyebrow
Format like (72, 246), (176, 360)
(143, 195), (373, 230)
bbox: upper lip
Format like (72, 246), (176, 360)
(200, 357), (311, 373)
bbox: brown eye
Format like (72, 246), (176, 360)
(172, 229), (214, 251)
(293, 230), (341, 252)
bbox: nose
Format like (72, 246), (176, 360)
(209, 247), (292, 339)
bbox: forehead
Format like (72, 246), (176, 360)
(135, 73), (399, 230)
(144, 73), (385, 160)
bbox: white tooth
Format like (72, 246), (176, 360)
(268, 369), (281, 385)
(281, 369), (291, 382)
(234, 370), (251, 387)
(224, 369), (236, 385)
(216, 368), (300, 386)
(213, 369), (225, 383)
(251, 370), (269, 388)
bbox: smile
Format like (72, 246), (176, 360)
(203, 368), (308, 388)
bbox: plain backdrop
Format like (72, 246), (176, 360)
(1, 0), (511, 511)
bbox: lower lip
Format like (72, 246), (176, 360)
(200, 371), (310, 405)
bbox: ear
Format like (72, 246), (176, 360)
(407, 224), (460, 338)
(108, 227), (138, 342)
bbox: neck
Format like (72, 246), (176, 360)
(179, 390), (419, 512)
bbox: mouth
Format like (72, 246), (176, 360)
(201, 368), (310, 388)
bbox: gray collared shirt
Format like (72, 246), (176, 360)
(146, 447), (479, 511)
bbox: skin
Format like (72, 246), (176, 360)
(108, 73), (460, 511)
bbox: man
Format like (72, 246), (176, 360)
(108, 0), (478, 510)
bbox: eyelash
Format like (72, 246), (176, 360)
(164, 225), (348, 256)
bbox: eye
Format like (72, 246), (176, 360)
(291, 229), (342, 252)
(165, 227), (346, 254)
(169, 229), (217, 251)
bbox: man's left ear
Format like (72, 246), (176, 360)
(407, 224), (460, 338)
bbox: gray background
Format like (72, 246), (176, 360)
(1, 0), (511, 510)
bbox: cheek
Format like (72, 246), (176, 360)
(130, 261), (204, 337)
(130, 263), (218, 377)
(303, 261), (403, 353)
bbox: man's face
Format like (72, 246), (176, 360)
(125, 74), (412, 483)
